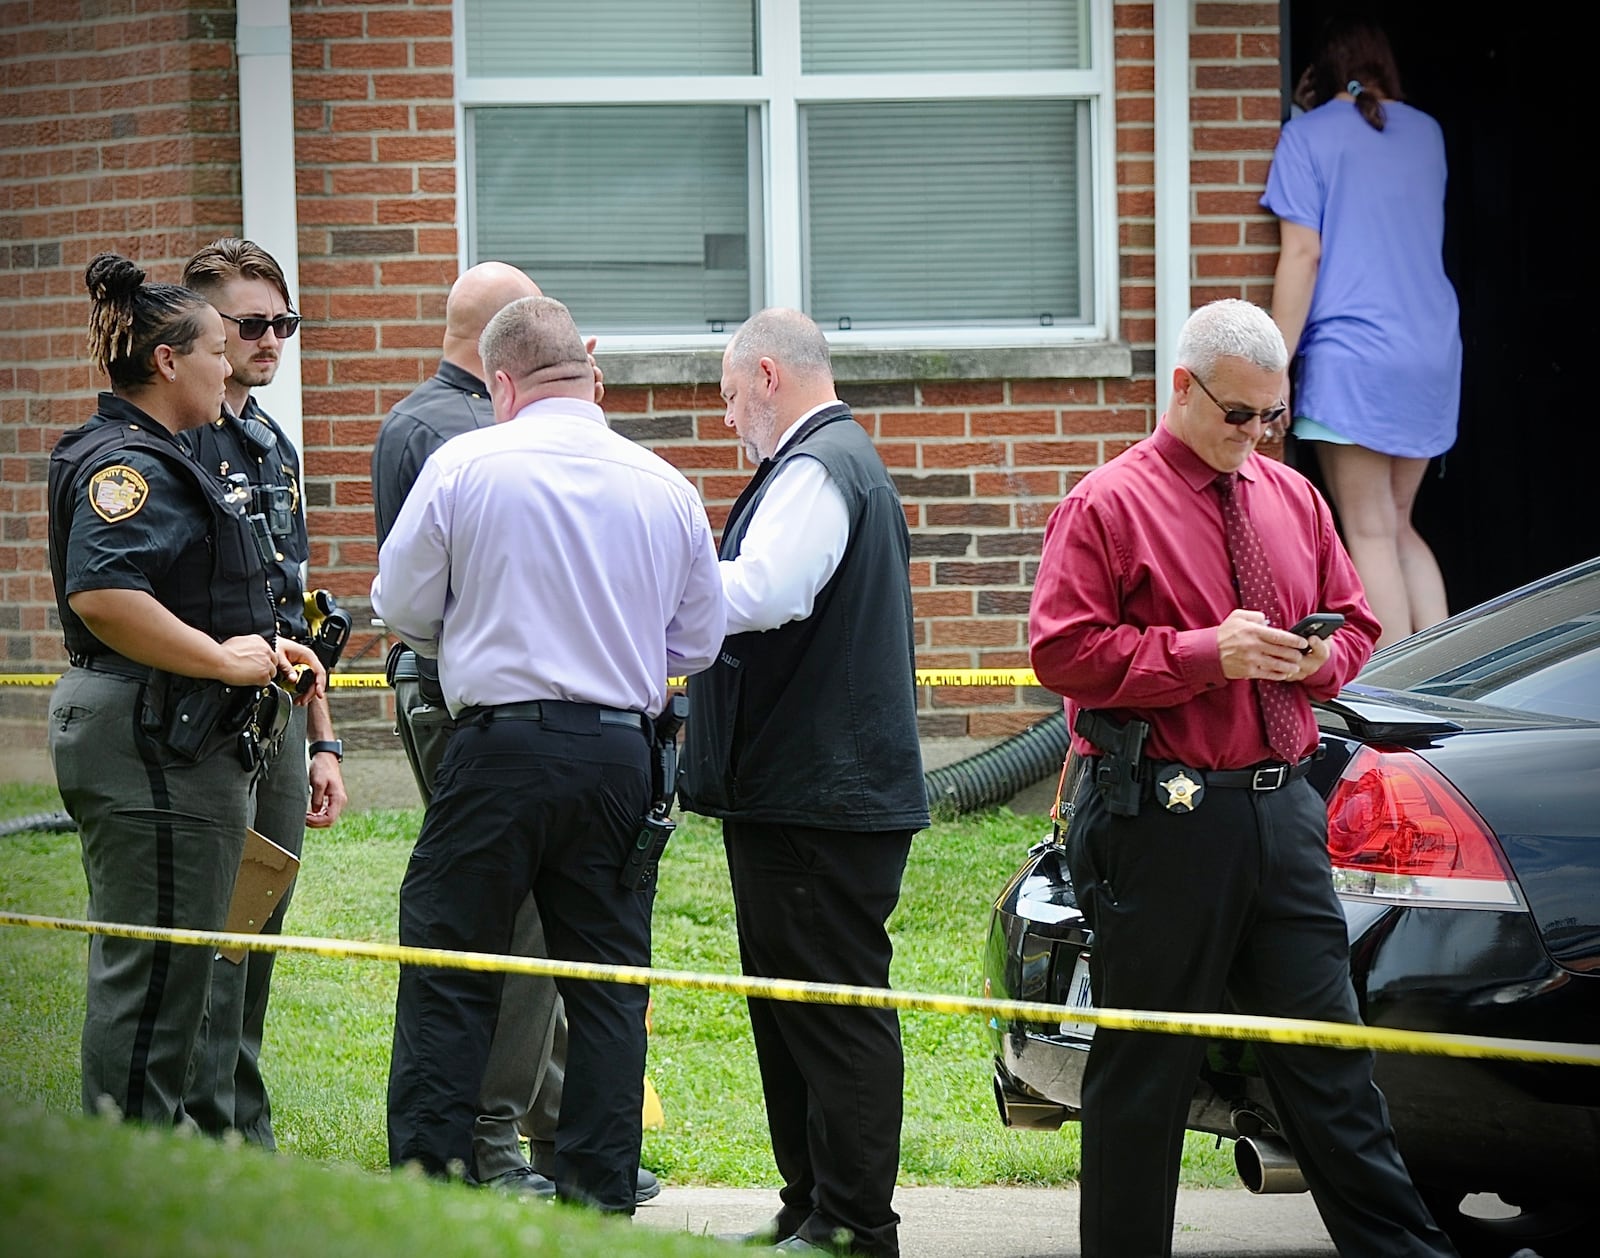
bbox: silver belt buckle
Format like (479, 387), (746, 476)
(1251, 765), (1287, 790)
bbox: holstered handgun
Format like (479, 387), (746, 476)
(140, 671), (256, 764)
(619, 693), (690, 891)
(1074, 708), (1151, 818)
(296, 590), (353, 696)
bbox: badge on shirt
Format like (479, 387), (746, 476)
(1155, 764), (1204, 814)
(87, 465), (150, 523)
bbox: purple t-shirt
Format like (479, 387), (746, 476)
(1262, 100), (1461, 458)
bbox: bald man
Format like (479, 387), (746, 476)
(370, 264), (658, 1204)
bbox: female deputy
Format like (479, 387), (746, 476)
(46, 252), (324, 1126)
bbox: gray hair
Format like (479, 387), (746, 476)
(1174, 299), (1288, 378)
(478, 295), (589, 381)
(725, 307), (833, 378)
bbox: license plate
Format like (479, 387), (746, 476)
(1059, 951), (1096, 1038)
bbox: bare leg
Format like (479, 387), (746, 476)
(1389, 456), (1449, 635)
(1315, 443), (1419, 649)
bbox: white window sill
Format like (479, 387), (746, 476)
(597, 341), (1133, 386)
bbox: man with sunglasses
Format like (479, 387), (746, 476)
(179, 237), (348, 1149)
(1028, 299), (1454, 1257)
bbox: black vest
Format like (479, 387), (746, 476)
(680, 405), (929, 831)
(185, 397), (311, 638)
(49, 397), (277, 660)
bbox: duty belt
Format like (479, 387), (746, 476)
(456, 700), (649, 735)
(68, 651), (150, 682)
(1197, 758), (1315, 790)
(1142, 754), (1316, 815)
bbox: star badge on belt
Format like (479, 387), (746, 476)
(1155, 764), (1204, 814)
(87, 465), (150, 523)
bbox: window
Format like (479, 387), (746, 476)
(459, 0), (1114, 347)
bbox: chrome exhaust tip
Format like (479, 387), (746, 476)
(991, 1071), (1070, 1131)
(1235, 1133), (1309, 1194)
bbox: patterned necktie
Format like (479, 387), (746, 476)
(1214, 474), (1301, 762)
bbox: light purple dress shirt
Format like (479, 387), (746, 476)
(372, 397), (726, 718)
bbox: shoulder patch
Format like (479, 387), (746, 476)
(87, 464), (151, 523)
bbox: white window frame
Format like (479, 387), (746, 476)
(454, 0), (1120, 353)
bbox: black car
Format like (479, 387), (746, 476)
(984, 556), (1600, 1258)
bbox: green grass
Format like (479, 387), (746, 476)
(0, 1096), (732, 1258)
(0, 784), (1235, 1189)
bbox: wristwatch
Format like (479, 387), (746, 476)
(308, 739), (343, 762)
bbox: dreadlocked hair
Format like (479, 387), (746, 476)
(84, 252), (211, 390)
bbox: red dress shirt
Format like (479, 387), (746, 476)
(1029, 421), (1379, 769)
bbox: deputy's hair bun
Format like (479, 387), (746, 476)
(84, 252), (145, 303)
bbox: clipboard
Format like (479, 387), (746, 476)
(220, 827), (300, 964)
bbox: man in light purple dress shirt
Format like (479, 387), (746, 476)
(375, 294), (725, 1212)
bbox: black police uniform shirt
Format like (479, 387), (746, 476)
(371, 361), (495, 547)
(185, 396), (311, 639)
(51, 394), (273, 647)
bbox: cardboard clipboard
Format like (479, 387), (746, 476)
(220, 827), (300, 964)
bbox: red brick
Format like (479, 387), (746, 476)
(975, 470), (1062, 497)
(965, 408), (1054, 436)
(366, 10), (454, 39)
(920, 381), (1002, 407)
(650, 444), (741, 470)
(920, 441), (1007, 469)
(1013, 440), (1099, 466)
(930, 619), (1020, 647)
(1195, 3), (1278, 29)
(913, 591), (975, 618)
(879, 411), (965, 438)
(330, 42), (409, 69)
(372, 73), (454, 102)
(1011, 380), (1099, 405)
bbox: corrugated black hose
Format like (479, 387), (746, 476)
(923, 709), (1069, 817)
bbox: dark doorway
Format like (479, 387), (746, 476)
(1279, 3), (1600, 611)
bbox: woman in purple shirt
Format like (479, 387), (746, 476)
(1263, 18), (1459, 648)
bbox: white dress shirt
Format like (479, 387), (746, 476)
(372, 397), (726, 717)
(722, 405), (852, 634)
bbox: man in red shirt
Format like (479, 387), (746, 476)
(1029, 298), (1455, 1257)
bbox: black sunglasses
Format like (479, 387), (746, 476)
(221, 312), (302, 341)
(1190, 372), (1286, 427)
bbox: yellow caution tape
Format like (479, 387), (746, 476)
(5, 669), (1048, 689)
(1, 911), (1595, 1067)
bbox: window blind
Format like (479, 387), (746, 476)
(464, 0), (756, 77)
(803, 99), (1086, 328)
(800, 0), (1089, 73)
(473, 106), (756, 333)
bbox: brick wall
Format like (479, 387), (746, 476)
(1, 0), (1284, 749)
(0, 0), (241, 670)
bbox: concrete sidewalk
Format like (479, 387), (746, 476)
(634, 1185), (1337, 1257)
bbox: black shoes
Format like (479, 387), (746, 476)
(484, 1165), (555, 1198)
(486, 1164), (661, 1206)
(634, 1167), (662, 1205)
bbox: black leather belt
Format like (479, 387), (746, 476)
(68, 651), (149, 682)
(1185, 757), (1314, 791)
(456, 700), (648, 735)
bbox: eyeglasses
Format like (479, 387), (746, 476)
(1189, 372), (1286, 428)
(220, 312), (301, 341)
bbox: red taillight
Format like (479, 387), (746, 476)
(1325, 745), (1519, 906)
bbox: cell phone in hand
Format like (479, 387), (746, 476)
(1288, 612), (1345, 645)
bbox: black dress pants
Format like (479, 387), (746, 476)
(386, 705), (652, 1213)
(724, 820), (913, 1258)
(1064, 774), (1456, 1258)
